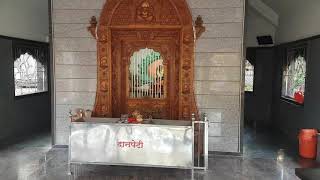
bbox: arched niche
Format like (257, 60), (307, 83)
(92, 0), (199, 120)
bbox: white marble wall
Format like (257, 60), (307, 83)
(52, 0), (103, 144)
(190, 0), (244, 153)
(52, 0), (245, 153)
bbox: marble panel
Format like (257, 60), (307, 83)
(195, 53), (241, 67)
(55, 51), (97, 65)
(196, 95), (240, 109)
(55, 65), (97, 79)
(208, 136), (239, 152)
(53, 9), (101, 24)
(55, 131), (69, 145)
(201, 23), (243, 38)
(55, 117), (69, 135)
(199, 108), (240, 124)
(195, 66), (241, 81)
(54, 38), (96, 52)
(208, 123), (239, 137)
(195, 38), (242, 53)
(54, 24), (91, 38)
(55, 119), (69, 146)
(195, 81), (240, 95)
(56, 79), (97, 92)
(191, 8), (244, 23)
(56, 92), (96, 105)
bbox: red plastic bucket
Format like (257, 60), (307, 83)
(298, 129), (318, 159)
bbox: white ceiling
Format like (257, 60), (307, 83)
(248, 0), (279, 26)
(260, 0), (280, 13)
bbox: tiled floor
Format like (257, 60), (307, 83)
(0, 129), (315, 180)
(243, 128), (299, 159)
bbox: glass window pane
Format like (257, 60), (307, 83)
(245, 60), (254, 92)
(14, 52), (48, 96)
(281, 47), (306, 104)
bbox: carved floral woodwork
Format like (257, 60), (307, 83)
(195, 16), (206, 39)
(91, 0), (199, 120)
(110, 31), (180, 119)
(136, 1), (154, 22)
(87, 16), (97, 38)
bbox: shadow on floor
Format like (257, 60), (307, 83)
(0, 130), (51, 150)
(243, 127), (298, 158)
(244, 127), (320, 168)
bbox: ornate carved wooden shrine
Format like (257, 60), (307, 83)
(89, 0), (204, 120)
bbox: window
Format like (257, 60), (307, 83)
(129, 48), (164, 99)
(281, 46), (306, 104)
(14, 42), (48, 96)
(245, 59), (254, 92)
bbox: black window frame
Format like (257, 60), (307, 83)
(12, 39), (49, 97)
(280, 43), (308, 106)
(244, 59), (255, 93)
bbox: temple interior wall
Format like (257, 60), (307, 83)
(52, 0), (245, 153)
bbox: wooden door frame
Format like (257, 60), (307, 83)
(92, 0), (198, 120)
(110, 28), (180, 119)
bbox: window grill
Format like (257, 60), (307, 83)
(13, 42), (48, 96)
(245, 59), (254, 92)
(281, 46), (306, 104)
(129, 48), (164, 99)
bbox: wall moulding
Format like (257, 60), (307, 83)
(87, 16), (97, 39)
(195, 16), (205, 39)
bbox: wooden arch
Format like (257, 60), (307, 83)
(92, 0), (199, 120)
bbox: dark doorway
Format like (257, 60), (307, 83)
(244, 47), (275, 129)
(0, 36), (52, 148)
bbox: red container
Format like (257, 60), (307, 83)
(294, 91), (304, 104)
(298, 129), (318, 159)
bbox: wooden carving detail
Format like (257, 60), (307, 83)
(136, 1), (154, 22)
(127, 100), (167, 119)
(195, 15), (206, 39)
(111, 0), (132, 25)
(93, 0), (199, 120)
(87, 16), (97, 38)
(107, 0), (180, 26)
(159, 0), (180, 25)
